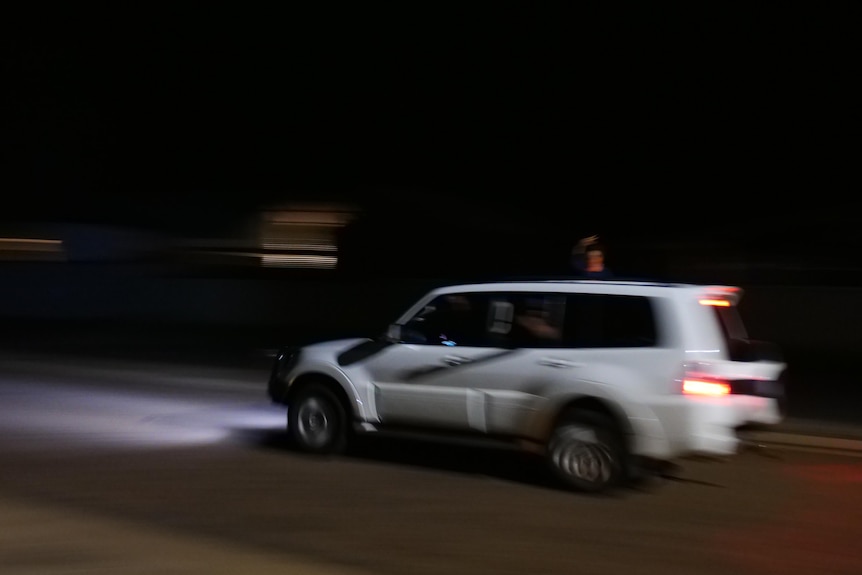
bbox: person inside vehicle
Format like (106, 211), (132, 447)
(571, 235), (613, 279)
(515, 308), (561, 341)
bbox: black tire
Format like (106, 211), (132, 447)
(288, 382), (348, 455)
(546, 409), (625, 493)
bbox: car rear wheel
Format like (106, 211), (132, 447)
(547, 409), (624, 493)
(288, 382), (348, 455)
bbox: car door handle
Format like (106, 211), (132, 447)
(443, 355), (470, 366)
(538, 358), (583, 368)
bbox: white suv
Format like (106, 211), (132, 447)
(268, 280), (786, 492)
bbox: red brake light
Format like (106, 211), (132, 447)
(700, 286), (741, 306)
(682, 378), (731, 396)
(699, 298), (731, 307)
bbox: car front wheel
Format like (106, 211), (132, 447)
(547, 409), (624, 493)
(288, 382), (348, 455)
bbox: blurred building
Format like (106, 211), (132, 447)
(0, 222), (169, 263)
(171, 201), (359, 272)
(258, 202), (357, 269)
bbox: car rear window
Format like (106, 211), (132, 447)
(712, 305), (749, 343)
(710, 305), (781, 362)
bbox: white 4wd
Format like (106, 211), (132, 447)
(268, 280), (786, 493)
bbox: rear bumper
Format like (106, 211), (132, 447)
(631, 395), (783, 460)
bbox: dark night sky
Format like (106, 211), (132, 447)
(2, 3), (860, 240)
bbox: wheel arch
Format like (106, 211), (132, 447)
(287, 372), (356, 419)
(544, 395), (634, 449)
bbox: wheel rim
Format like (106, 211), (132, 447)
(551, 426), (614, 486)
(296, 396), (336, 449)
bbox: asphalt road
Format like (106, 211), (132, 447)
(1, 353), (862, 575)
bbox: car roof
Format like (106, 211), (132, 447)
(427, 279), (743, 302)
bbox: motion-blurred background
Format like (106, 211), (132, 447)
(2, 4), (860, 419)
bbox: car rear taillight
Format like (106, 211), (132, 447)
(699, 298), (731, 307)
(682, 377), (731, 397)
(679, 362), (732, 396)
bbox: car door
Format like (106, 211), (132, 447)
(450, 292), (573, 436)
(365, 344), (511, 429)
(364, 292), (514, 430)
(470, 291), (678, 438)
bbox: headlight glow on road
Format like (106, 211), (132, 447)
(0, 377), (287, 453)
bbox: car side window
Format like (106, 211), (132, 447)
(510, 294), (566, 347)
(402, 293), (488, 347)
(485, 293), (563, 348)
(563, 294), (658, 348)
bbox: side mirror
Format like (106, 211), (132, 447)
(386, 324), (402, 341)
